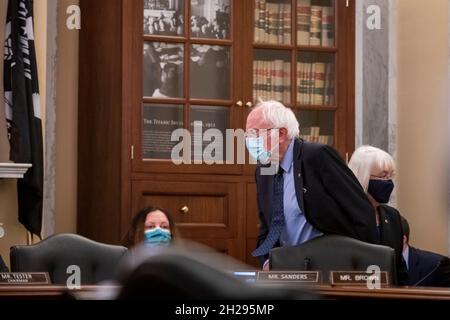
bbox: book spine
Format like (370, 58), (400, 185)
(321, 6), (335, 47)
(265, 60), (271, 100)
(283, 62), (291, 103)
(283, 4), (291, 45)
(253, 60), (258, 102)
(295, 62), (303, 104)
(313, 62), (326, 105)
(297, 0), (311, 45)
(277, 3), (283, 45)
(274, 60), (284, 101)
(310, 5), (322, 46)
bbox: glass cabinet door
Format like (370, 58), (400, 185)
(136, 0), (241, 173)
(250, 0), (337, 148)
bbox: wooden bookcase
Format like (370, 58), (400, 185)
(78, 0), (355, 266)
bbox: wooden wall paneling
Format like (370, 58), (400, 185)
(78, 0), (123, 244)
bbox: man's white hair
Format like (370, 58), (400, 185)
(348, 145), (396, 192)
(255, 100), (300, 139)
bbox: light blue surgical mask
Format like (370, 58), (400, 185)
(144, 227), (172, 247)
(246, 137), (271, 164)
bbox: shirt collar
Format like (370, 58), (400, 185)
(280, 139), (295, 173)
(403, 245), (410, 270)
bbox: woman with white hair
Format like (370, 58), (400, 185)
(348, 146), (407, 284)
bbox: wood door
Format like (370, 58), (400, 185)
(131, 0), (246, 176)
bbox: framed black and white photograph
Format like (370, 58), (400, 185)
(190, 45), (230, 100)
(143, 42), (184, 98)
(144, 0), (185, 36)
(190, 0), (230, 39)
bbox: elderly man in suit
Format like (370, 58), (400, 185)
(245, 100), (378, 267)
(401, 217), (450, 287)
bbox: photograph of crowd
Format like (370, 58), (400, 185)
(191, 0), (230, 39)
(144, 0), (184, 36)
(190, 45), (230, 100)
(143, 42), (184, 98)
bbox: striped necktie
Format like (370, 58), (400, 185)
(252, 167), (285, 257)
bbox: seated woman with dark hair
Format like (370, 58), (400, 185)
(122, 206), (176, 249)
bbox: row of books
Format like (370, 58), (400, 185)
(298, 0), (335, 47)
(300, 127), (333, 145)
(297, 61), (334, 105)
(254, 0), (335, 47)
(252, 59), (334, 105)
(253, 59), (292, 103)
(254, 1), (291, 45)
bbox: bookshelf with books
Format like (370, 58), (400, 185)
(247, 0), (354, 157)
(253, 49), (291, 104)
(78, 0), (356, 267)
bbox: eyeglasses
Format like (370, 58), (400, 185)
(244, 128), (280, 139)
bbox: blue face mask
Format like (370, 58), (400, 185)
(246, 137), (271, 164)
(144, 228), (172, 247)
(368, 179), (394, 204)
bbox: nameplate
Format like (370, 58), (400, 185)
(330, 271), (389, 286)
(257, 271), (320, 283)
(0, 273), (50, 285)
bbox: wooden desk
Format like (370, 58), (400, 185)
(314, 285), (450, 300)
(1, 285), (450, 300)
(0, 285), (116, 300)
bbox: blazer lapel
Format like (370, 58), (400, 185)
(408, 247), (421, 284)
(293, 139), (306, 213)
(257, 165), (275, 226)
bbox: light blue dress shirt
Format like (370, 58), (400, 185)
(279, 139), (323, 246)
(403, 246), (410, 270)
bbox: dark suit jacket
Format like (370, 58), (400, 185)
(407, 246), (450, 287)
(254, 140), (378, 262)
(378, 205), (408, 285)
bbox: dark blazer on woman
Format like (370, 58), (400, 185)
(377, 204), (408, 285)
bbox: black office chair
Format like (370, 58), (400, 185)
(116, 242), (318, 300)
(10, 233), (127, 285)
(270, 235), (397, 284)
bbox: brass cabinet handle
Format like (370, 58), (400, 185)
(180, 206), (189, 214)
(235, 101), (244, 107)
(246, 101), (253, 108)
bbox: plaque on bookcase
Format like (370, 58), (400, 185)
(142, 104), (184, 160)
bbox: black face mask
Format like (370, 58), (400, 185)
(368, 179), (394, 204)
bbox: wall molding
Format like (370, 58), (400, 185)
(42, 0), (58, 238)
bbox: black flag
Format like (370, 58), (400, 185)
(4, 0), (43, 237)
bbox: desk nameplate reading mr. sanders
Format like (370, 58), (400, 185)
(0, 273), (50, 285)
(330, 271), (389, 286)
(257, 271), (320, 283)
